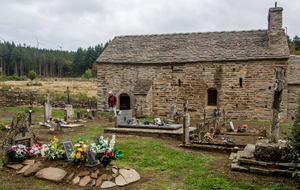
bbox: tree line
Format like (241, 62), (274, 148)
(0, 40), (110, 78)
(288, 35), (300, 55)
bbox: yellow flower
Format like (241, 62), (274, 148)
(62, 150), (65, 154)
(76, 153), (81, 159)
(78, 148), (83, 152)
(79, 141), (83, 144)
(83, 144), (87, 148)
(71, 152), (75, 158)
(75, 144), (80, 147)
(83, 148), (86, 152)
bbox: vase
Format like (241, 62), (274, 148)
(100, 160), (111, 170)
(13, 154), (26, 162)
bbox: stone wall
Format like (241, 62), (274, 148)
(97, 59), (292, 121)
(51, 101), (97, 109)
(0, 89), (39, 107)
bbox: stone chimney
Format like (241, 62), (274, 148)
(267, 6), (285, 47)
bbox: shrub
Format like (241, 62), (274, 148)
(28, 70), (37, 81)
(14, 87), (21, 90)
(2, 85), (11, 89)
(81, 69), (92, 80)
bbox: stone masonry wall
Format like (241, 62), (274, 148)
(51, 101), (97, 109)
(97, 59), (290, 121)
(0, 89), (39, 107)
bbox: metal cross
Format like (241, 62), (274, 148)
(26, 106), (35, 125)
(64, 86), (70, 104)
(19, 125), (28, 137)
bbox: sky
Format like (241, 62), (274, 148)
(0, 0), (299, 52)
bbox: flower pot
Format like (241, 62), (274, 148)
(238, 128), (247, 133)
(100, 160), (111, 170)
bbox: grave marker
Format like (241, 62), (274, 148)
(44, 94), (52, 122)
(64, 105), (74, 121)
(85, 145), (100, 167)
(183, 99), (190, 145)
(63, 141), (74, 161)
(64, 86), (70, 104)
(2, 112), (36, 165)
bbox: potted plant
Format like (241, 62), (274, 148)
(7, 144), (28, 161)
(238, 125), (248, 132)
(92, 135), (123, 169)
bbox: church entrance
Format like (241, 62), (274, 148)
(119, 93), (130, 110)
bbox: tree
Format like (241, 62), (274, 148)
(28, 70), (37, 81)
(81, 69), (92, 80)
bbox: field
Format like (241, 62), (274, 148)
(0, 78), (98, 102)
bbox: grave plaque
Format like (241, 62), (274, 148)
(63, 141), (74, 161)
(15, 138), (31, 148)
(85, 144), (100, 167)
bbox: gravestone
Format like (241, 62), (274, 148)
(62, 141), (74, 161)
(85, 144), (100, 167)
(183, 99), (190, 144)
(115, 110), (133, 128)
(2, 112), (36, 165)
(64, 104), (74, 121)
(167, 94), (178, 123)
(44, 94), (52, 122)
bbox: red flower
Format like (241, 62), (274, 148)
(238, 126), (241, 128)
(108, 151), (114, 157)
(101, 152), (107, 158)
(243, 125), (248, 128)
(80, 145), (83, 147)
(83, 152), (86, 155)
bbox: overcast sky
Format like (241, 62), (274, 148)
(0, 0), (299, 52)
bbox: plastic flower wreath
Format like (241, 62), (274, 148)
(70, 138), (87, 163)
(8, 144), (28, 158)
(28, 143), (43, 157)
(92, 135), (123, 162)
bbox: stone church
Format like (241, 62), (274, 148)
(96, 6), (300, 122)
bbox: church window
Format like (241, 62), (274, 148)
(207, 89), (217, 106)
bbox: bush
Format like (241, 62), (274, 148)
(2, 85), (11, 89)
(28, 70), (37, 81)
(26, 82), (42, 86)
(81, 69), (92, 80)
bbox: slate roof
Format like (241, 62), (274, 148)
(96, 30), (289, 64)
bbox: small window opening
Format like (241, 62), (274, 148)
(203, 68), (205, 71)
(292, 116), (295, 120)
(265, 105), (267, 108)
(166, 99), (168, 102)
(178, 79), (181, 87)
(157, 93), (158, 96)
(208, 89), (217, 106)
(239, 78), (243, 87)
(269, 86), (271, 90)
(233, 68), (235, 71)
(236, 104), (238, 108)
(171, 66), (173, 70)
(231, 86), (234, 89)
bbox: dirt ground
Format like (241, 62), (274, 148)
(0, 108), (297, 189)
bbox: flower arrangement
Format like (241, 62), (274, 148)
(204, 132), (214, 142)
(8, 144), (28, 158)
(70, 138), (87, 163)
(28, 143), (43, 157)
(92, 135), (123, 162)
(45, 136), (66, 160)
(243, 125), (248, 128)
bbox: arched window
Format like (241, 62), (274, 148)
(119, 93), (130, 110)
(207, 89), (217, 106)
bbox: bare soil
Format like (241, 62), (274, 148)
(0, 109), (298, 189)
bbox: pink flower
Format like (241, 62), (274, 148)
(108, 152), (114, 157)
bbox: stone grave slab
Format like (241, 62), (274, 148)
(101, 181), (117, 188)
(115, 174), (127, 186)
(23, 161), (44, 176)
(119, 168), (140, 184)
(2, 112), (37, 165)
(35, 167), (67, 182)
(22, 159), (35, 165)
(7, 163), (23, 170)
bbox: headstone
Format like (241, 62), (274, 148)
(92, 110), (97, 117)
(115, 110), (133, 128)
(62, 141), (74, 161)
(85, 144), (100, 167)
(77, 112), (82, 119)
(44, 94), (52, 122)
(269, 67), (285, 143)
(2, 112), (37, 165)
(230, 122), (234, 130)
(183, 99), (190, 145)
(64, 86), (70, 104)
(49, 123), (58, 132)
(168, 94), (178, 123)
(64, 104), (74, 121)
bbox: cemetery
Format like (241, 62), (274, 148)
(1, 4), (300, 190)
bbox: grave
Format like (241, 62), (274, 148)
(2, 112), (37, 165)
(64, 104), (74, 121)
(44, 94), (52, 122)
(115, 110), (182, 130)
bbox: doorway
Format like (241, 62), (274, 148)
(119, 93), (130, 110)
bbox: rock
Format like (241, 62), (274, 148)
(112, 167), (118, 175)
(67, 172), (74, 181)
(232, 159), (238, 163)
(244, 144), (255, 154)
(240, 151), (254, 159)
(115, 174), (127, 186)
(94, 169), (100, 175)
(7, 164), (23, 170)
(107, 174), (113, 181)
(23, 161), (44, 176)
(112, 174), (117, 178)
(35, 167), (67, 182)
(229, 153), (237, 160)
(95, 177), (103, 187)
(238, 158), (269, 166)
(101, 181), (116, 188)
(255, 140), (287, 161)
(271, 169), (293, 177)
(91, 172), (98, 179)
(90, 179), (96, 187)
(72, 176), (80, 184)
(77, 171), (90, 177)
(16, 165), (31, 174)
(22, 159), (35, 165)
(231, 163), (249, 172)
(119, 168), (140, 184)
(79, 175), (91, 187)
(100, 173), (108, 180)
